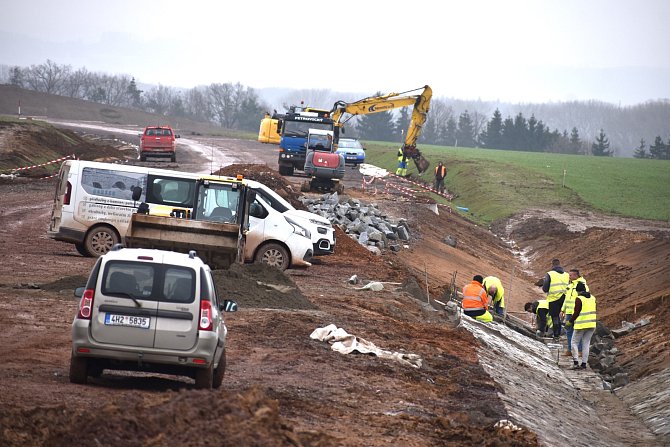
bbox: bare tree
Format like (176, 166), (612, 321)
(62, 67), (91, 99)
(183, 87), (213, 122)
(24, 59), (71, 94)
(144, 84), (179, 115)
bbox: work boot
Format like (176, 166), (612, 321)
(563, 350), (572, 356)
(571, 361), (580, 370)
(580, 363), (587, 370)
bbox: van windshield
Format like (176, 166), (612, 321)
(253, 186), (292, 213)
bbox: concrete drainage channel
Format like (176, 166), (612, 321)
(463, 318), (668, 446)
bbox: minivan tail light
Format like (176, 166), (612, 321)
(77, 289), (95, 319)
(64, 181), (72, 205)
(199, 300), (213, 331)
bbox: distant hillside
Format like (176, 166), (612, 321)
(0, 85), (227, 137)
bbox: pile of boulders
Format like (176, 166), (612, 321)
(587, 322), (630, 390)
(299, 192), (411, 254)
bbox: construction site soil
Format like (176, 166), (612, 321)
(0, 120), (668, 446)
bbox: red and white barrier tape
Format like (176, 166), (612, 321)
(360, 167), (454, 213)
(388, 172), (454, 200)
(11, 154), (76, 173)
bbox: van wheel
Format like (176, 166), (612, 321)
(256, 243), (289, 271)
(212, 349), (226, 389)
(74, 243), (89, 257)
(194, 364), (213, 389)
(85, 226), (119, 257)
(69, 353), (88, 384)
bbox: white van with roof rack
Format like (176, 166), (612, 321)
(246, 179), (335, 256)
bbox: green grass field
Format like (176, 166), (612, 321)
(363, 142), (670, 224)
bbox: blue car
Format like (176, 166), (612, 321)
(336, 138), (366, 166)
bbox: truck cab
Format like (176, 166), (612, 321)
(139, 126), (180, 162)
(277, 109), (336, 176)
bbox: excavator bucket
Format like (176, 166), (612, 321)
(412, 153), (430, 174)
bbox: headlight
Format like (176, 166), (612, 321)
(285, 217), (311, 240)
(309, 218), (331, 227)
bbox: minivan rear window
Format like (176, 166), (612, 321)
(102, 261), (196, 303)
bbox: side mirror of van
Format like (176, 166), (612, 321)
(249, 202), (263, 218)
(246, 190), (256, 203)
(137, 133), (142, 138)
(175, 134), (180, 139)
(221, 300), (238, 312)
(131, 186), (143, 202)
(74, 287), (84, 298)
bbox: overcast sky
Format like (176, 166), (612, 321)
(2, 0), (669, 105)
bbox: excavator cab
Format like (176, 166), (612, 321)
(302, 129), (345, 194)
(307, 131), (333, 152)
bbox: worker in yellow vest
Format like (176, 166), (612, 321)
(541, 258), (570, 342)
(482, 276), (505, 316)
(561, 269), (589, 356)
(524, 300), (552, 337)
(566, 289), (597, 370)
(395, 147), (407, 176)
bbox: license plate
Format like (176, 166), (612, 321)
(104, 313), (150, 329)
(346, 156), (356, 160)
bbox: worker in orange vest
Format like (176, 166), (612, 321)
(434, 161), (447, 193)
(462, 275), (493, 322)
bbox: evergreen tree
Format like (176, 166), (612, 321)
(649, 135), (669, 160)
(9, 66), (24, 87)
(456, 110), (475, 147)
(591, 129), (612, 156)
(527, 114), (539, 151)
(126, 77), (143, 108)
(480, 108), (503, 148)
(356, 91), (396, 141)
(569, 127), (582, 154)
(420, 117), (438, 144)
(395, 107), (411, 142)
(633, 138), (647, 159)
(444, 117), (457, 146)
(500, 115), (515, 149)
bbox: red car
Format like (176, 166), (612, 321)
(139, 126), (179, 162)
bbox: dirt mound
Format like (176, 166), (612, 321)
(0, 387), (337, 447)
(0, 121), (127, 177)
(214, 163), (305, 209)
(212, 263), (316, 310)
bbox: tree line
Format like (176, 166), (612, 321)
(352, 100), (669, 158)
(4, 59), (267, 132)
(3, 59), (669, 158)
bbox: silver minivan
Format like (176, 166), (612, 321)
(70, 245), (237, 389)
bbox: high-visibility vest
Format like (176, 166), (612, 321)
(462, 281), (488, 311)
(546, 270), (569, 302)
(435, 165), (446, 178)
(574, 295), (597, 329)
(482, 276), (504, 308)
(536, 300), (552, 328)
(562, 278), (589, 314)
(397, 148), (405, 162)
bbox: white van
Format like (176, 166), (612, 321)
(48, 160), (316, 270)
(246, 179), (335, 256)
(48, 160), (200, 257)
(246, 195), (314, 270)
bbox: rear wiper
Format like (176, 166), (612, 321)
(113, 292), (142, 308)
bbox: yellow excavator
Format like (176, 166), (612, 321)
(330, 85), (432, 173)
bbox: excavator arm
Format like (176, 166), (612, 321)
(330, 85), (432, 173)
